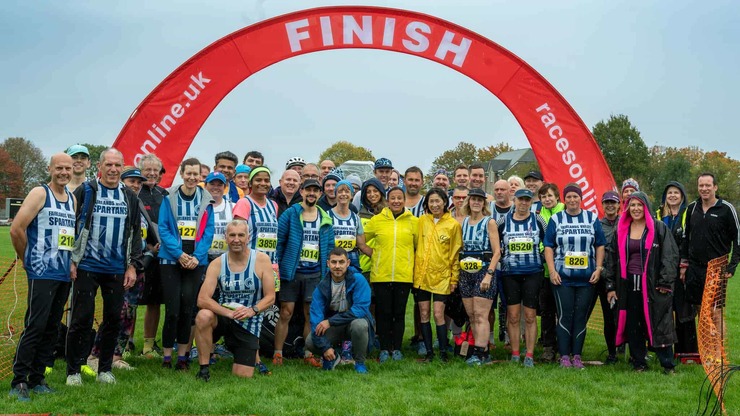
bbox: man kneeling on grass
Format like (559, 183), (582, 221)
(306, 247), (375, 374)
(194, 220), (275, 381)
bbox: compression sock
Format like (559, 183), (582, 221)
(421, 322), (433, 355)
(436, 324), (449, 353)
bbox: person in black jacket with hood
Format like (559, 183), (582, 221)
(605, 192), (678, 373)
(655, 181), (696, 354)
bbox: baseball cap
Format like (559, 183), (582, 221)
(602, 191), (620, 203)
(66, 144), (89, 157)
(205, 172), (227, 184)
(301, 179), (321, 190)
(524, 171), (543, 181)
(374, 158), (393, 170)
(121, 166), (146, 181)
(468, 188), (487, 199)
(515, 189), (534, 199)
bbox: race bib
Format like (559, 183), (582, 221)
(178, 220), (196, 241)
(459, 257), (482, 272)
(256, 232), (277, 253)
(210, 237), (227, 251)
(141, 226), (148, 241)
(58, 226), (75, 251)
(300, 243), (319, 263)
(335, 235), (356, 250)
(564, 251), (589, 269)
(508, 237), (534, 255)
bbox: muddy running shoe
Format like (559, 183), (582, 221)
(466, 355), (482, 366)
(96, 371), (117, 384)
(31, 382), (55, 395)
(540, 347), (556, 362)
(9, 383), (31, 402)
(66, 374), (82, 386)
(256, 361), (272, 375)
(272, 352), (283, 366)
(196, 368), (210, 382)
(175, 360), (190, 371)
(523, 356), (535, 368)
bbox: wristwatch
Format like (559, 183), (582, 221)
(251, 305), (260, 315)
(486, 269), (495, 275)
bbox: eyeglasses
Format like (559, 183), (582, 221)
(302, 174), (319, 180)
(453, 196), (467, 200)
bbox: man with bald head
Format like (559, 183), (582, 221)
(491, 179), (512, 221)
(10, 153), (76, 401)
(270, 169), (302, 217)
(319, 160), (336, 182)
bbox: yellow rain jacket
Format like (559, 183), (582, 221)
(363, 207), (419, 284)
(414, 212), (463, 294)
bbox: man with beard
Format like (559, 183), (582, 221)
(66, 145), (90, 192)
(274, 179), (334, 367)
(270, 170), (302, 217)
(137, 154), (168, 358)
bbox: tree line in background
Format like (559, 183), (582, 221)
(2, 114), (739, 207)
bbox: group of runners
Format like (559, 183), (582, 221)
(7, 143), (739, 402)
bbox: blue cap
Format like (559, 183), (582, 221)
(602, 190), (620, 203)
(515, 189), (534, 199)
(205, 171), (227, 184)
(374, 158), (393, 170)
(235, 164), (251, 175)
(66, 144), (89, 156)
(121, 166), (146, 181)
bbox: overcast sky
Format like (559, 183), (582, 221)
(2, 0), (738, 182)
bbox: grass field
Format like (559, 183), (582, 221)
(0, 226), (738, 415)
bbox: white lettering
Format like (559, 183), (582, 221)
(434, 30), (471, 67)
(171, 103), (184, 118)
(320, 16), (334, 46)
(555, 137), (568, 152)
(562, 150), (576, 165)
(343, 15), (373, 45)
(403, 21), (431, 53)
(382, 17), (396, 47)
(541, 113), (556, 128)
(285, 19), (310, 53)
(190, 72), (211, 89)
(550, 125), (563, 139)
(160, 115), (176, 132)
(147, 130), (161, 144)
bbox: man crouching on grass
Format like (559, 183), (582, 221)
(306, 247), (375, 374)
(194, 220), (275, 381)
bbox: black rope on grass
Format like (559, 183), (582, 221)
(0, 258), (17, 286)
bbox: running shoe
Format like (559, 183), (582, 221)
(559, 355), (572, 368)
(44, 366), (53, 376)
(572, 355), (585, 370)
(523, 356), (535, 368)
(175, 360), (190, 371)
(81, 364), (97, 377)
(142, 349), (161, 359)
(465, 355), (482, 366)
(340, 341), (353, 364)
(322, 355), (341, 370)
(9, 383), (31, 402)
(96, 371), (117, 384)
(66, 373), (82, 386)
(189, 347), (199, 360)
(213, 344), (233, 359)
(31, 382), (55, 395)
(391, 350), (403, 361)
(86, 356), (99, 373)
(196, 368), (210, 382)
(511, 355), (521, 363)
(354, 362), (369, 374)
(417, 342), (428, 357)
(540, 347), (556, 362)
(161, 360), (172, 369)
(112, 359), (135, 371)
(439, 352), (449, 363)
(378, 350), (390, 363)
(305, 355), (322, 368)
(604, 354), (618, 365)
(272, 352), (283, 366)
(256, 361), (272, 375)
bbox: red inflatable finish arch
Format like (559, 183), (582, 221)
(113, 6), (615, 214)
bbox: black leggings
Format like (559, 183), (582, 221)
(160, 264), (205, 349)
(373, 282), (411, 351)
